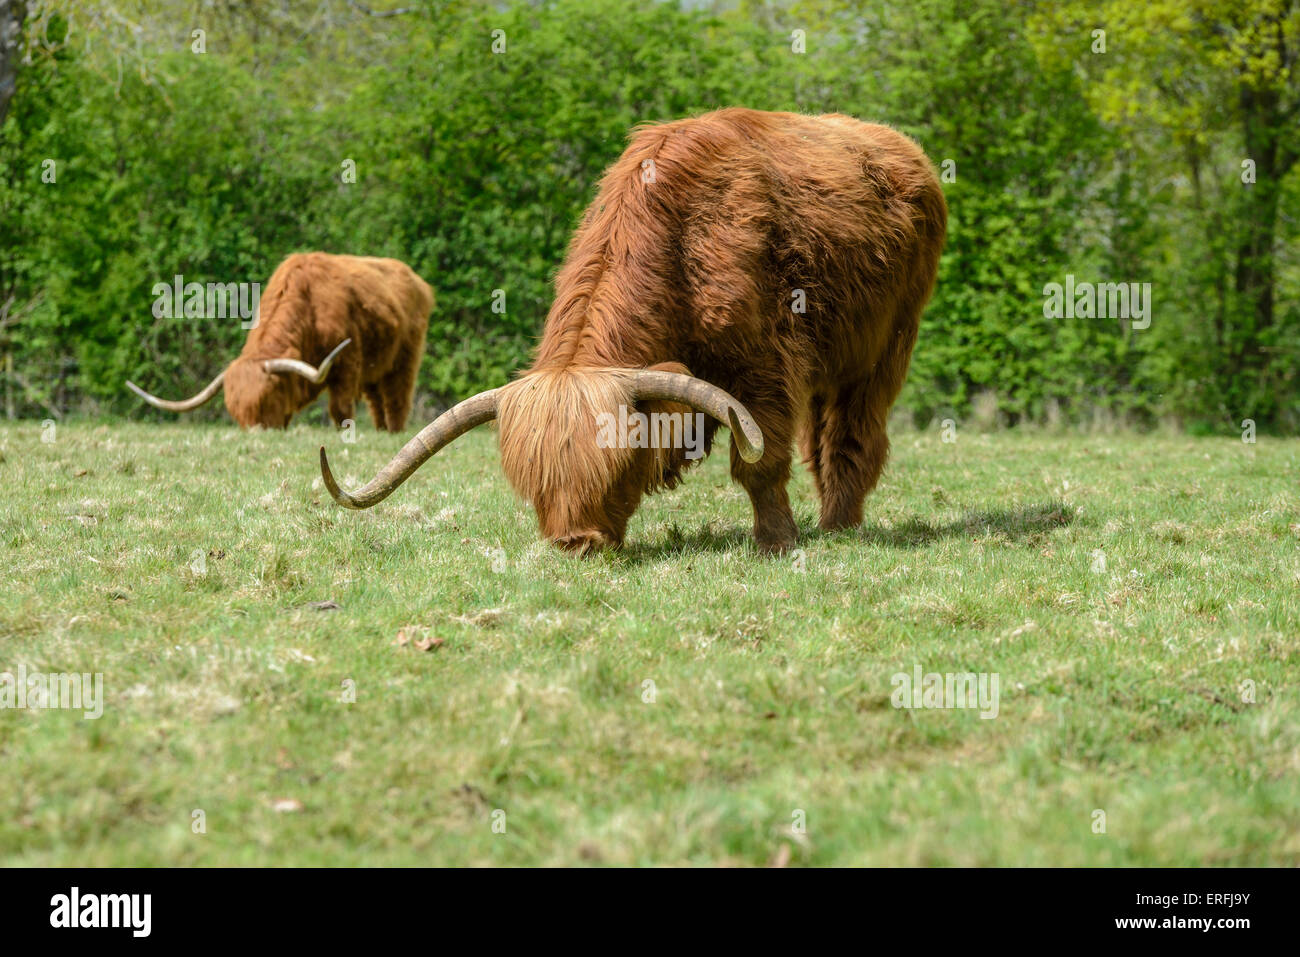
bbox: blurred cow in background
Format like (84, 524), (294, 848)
(128, 252), (431, 431)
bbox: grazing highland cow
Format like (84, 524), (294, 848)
(322, 108), (946, 552)
(128, 253), (432, 431)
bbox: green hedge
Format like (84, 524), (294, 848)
(1, 0), (1295, 431)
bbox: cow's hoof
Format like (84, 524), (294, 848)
(756, 537), (797, 557)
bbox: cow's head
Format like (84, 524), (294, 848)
(126, 340), (350, 429)
(320, 364), (764, 553)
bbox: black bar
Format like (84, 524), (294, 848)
(0, 867), (1289, 944)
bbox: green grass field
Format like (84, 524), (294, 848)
(1, 415), (1297, 865)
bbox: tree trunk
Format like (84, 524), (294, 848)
(0, 0), (25, 127)
(1232, 56), (1295, 415)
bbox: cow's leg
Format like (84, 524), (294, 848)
(817, 314), (920, 531)
(364, 385), (387, 431)
(327, 353), (361, 428)
(799, 389), (829, 507)
(379, 348), (419, 432)
(328, 394), (356, 429)
(730, 403), (798, 554)
(813, 378), (879, 531)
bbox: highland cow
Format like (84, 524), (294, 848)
(128, 253), (432, 431)
(322, 108), (947, 552)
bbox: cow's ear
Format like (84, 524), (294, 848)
(636, 361), (707, 491)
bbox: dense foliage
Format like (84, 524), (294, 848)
(1, 0), (1296, 431)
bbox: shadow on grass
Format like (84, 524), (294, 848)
(619, 522), (752, 563)
(620, 500), (1078, 562)
(854, 501), (1078, 548)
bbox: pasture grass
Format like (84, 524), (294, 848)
(1, 413), (1298, 866)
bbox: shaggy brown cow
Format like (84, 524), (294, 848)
(322, 108), (947, 552)
(127, 253), (432, 431)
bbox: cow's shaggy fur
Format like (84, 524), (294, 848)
(223, 253), (431, 430)
(496, 107), (948, 553)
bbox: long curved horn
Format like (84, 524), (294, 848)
(631, 370), (764, 463)
(263, 338), (352, 383)
(125, 369), (226, 412)
(321, 388), (501, 509)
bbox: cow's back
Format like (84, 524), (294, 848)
(537, 108), (945, 391)
(243, 253), (432, 369)
(632, 108), (945, 380)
